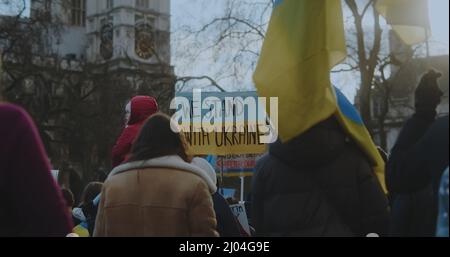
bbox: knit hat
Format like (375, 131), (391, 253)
(191, 157), (218, 193)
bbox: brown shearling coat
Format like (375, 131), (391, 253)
(94, 155), (219, 237)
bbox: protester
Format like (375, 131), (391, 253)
(0, 103), (73, 236)
(252, 116), (389, 237)
(72, 182), (103, 237)
(387, 70), (448, 237)
(192, 157), (242, 237)
(437, 168), (449, 237)
(112, 96), (158, 168)
(387, 115), (449, 236)
(94, 113), (218, 237)
(61, 188), (75, 217)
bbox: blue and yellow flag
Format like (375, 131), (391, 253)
(73, 222), (90, 237)
(376, 0), (430, 45)
(254, 0), (347, 143)
(334, 88), (386, 193)
(254, 0), (386, 192)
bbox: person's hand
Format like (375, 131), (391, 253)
(415, 69), (444, 117)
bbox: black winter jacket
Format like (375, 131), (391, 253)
(251, 118), (389, 237)
(212, 192), (242, 237)
(387, 115), (449, 236)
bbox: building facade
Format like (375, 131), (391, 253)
(30, 0), (171, 70)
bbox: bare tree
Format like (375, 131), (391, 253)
(173, 0), (272, 92)
(344, 0), (384, 133)
(0, 0), (175, 193)
(173, 0), (424, 148)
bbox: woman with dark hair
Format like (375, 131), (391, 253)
(80, 182), (103, 205)
(94, 113), (218, 237)
(72, 182), (103, 237)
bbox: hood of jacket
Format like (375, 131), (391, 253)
(128, 96), (159, 126)
(269, 116), (351, 171)
(109, 155), (217, 194)
(191, 157), (218, 194)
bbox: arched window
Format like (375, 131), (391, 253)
(70, 0), (86, 27)
(107, 0), (114, 10)
(136, 0), (149, 9)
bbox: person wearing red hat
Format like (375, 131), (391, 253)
(112, 96), (158, 168)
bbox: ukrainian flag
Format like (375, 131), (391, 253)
(254, 0), (386, 192)
(334, 88), (387, 193)
(376, 0), (430, 45)
(254, 0), (347, 143)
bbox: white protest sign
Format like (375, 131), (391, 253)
(51, 170), (59, 182)
(230, 203), (251, 236)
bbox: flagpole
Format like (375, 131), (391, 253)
(423, 25), (435, 71)
(220, 156), (224, 191)
(425, 27), (431, 60)
(240, 176), (245, 203)
(424, 2), (431, 68)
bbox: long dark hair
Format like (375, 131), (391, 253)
(79, 182), (103, 206)
(128, 113), (191, 163)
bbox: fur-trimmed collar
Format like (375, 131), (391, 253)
(108, 155), (217, 193)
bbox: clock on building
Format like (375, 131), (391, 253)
(135, 23), (155, 60)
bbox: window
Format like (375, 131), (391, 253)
(135, 0), (149, 9)
(135, 14), (155, 26)
(100, 17), (114, 60)
(106, 0), (114, 10)
(44, 0), (52, 11)
(70, 0), (86, 27)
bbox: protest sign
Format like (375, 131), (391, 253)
(218, 188), (236, 199)
(173, 91), (276, 155)
(230, 203), (251, 236)
(208, 154), (261, 177)
(51, 170), (59, 182)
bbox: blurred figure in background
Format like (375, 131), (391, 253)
(112, 96), (158, 168)
(72, 182), (103, 237)
(61, 188), (75, 218)
(387, 70), (448, 237)
(437, 168), (449, 237)
(192, 157), (242, 237)
(95, 113), (218, 237)
(0, 104), (73, 236)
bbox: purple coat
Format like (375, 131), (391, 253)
(0, 104), (73, 236)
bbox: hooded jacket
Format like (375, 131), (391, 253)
(94, 155), (219, 237)
(251, 118), (389, 237)
(0, 104), (73, 236)
(111, 96), (158, 168)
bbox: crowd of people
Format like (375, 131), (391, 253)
(0, 70), (448, 237)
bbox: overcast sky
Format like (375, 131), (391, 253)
(171, 0), (449, 100)
(1, 0), (449, 101)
